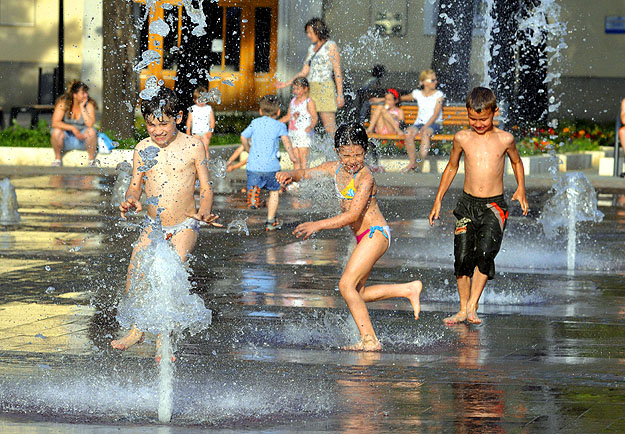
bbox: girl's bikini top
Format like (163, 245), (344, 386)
(334, 164), (376, 200)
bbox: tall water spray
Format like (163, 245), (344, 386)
(116, 218), (212, 422)
(0, 178), (20, 225)
(538, 172), (604, 270)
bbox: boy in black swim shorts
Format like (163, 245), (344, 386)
(428, 87), (529, 325)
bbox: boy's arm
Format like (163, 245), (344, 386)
(428, 134), (463, 225)
(186, 111), (193, 134)
(120, 148), (144, 219)
(227, 144), (245, 164)
(306, 99), (318, 132)
(294, 172), (375, 239)
(186, 144), (221, 226)
(506, 138), (529, 215)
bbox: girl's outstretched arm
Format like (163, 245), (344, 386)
(276, 161), (337, 185)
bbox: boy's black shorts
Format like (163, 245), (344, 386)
(453, 191), (508, 280)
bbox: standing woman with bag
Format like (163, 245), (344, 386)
(276, 18), (344, 137)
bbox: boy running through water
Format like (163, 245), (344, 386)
(428, 87), (529, 325)
(111, 87), (220, 352)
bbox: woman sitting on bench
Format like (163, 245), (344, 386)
(50, 80), (98, 167)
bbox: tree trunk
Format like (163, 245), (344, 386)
(101, 0), (138, 139)
(431, 0), (476, 103)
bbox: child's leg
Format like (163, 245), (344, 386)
(403, 126), (418, 171)
(620, 126), (625, 156)
(297, 147), (310, 169)
(465, 268), (488, 324)
(266, 190), (279, 222)
(366, 106), (382, 133)
(200, 135), (210, 160)
(111, 227), (154, 350)
(379, 110), (403, 135)
(444, 275), (471, 325)
(339, 231), (422, 350)
(417, 127), (434, 168)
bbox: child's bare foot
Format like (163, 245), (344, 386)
(343, 335), (382, 352)
(443, 311), (467, 325)
(406, 280), (422, 320)
(111, 327), (144, 350)
(466, 311), (482, 324)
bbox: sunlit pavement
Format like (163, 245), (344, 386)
(1, 167), (625, 432)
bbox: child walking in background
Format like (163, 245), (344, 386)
(279, 77), (318, 169)
(186, 85), (215, 157)
(111, 87), (220, 356)
(400, 69), (444, 172)
(429, 87), (528, 325)
(366, 88), (404, 136)
(241, 95), (298, 231)
(276, 123), (422, 351)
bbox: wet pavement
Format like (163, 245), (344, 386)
(1, 167), (625, 432)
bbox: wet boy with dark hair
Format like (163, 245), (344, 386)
(428, 86), (529, 325)
(240, 95), (298, 231)
(111, 86), (220, 352)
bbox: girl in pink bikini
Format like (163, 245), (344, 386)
(276, 123), (422, 352)
(366, 88), (404, 136)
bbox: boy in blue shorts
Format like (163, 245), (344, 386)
(241, 95), (298, 231)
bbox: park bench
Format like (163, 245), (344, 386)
(365, 104), (498, 144)
(9, 68), (57, 128)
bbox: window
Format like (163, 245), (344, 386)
(254, 7), (272, 73)
(224, 7), (241, 71)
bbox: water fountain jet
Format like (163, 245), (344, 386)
(0, 178), (20, 225)
(538, 172), (604, 271)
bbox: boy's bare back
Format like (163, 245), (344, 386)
(132, 132), (209, 226)
(454, 126), (517, 198)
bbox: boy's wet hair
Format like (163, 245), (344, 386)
(259, 94), (280, 117)
(334, 122), (371, 153)
(292, 77), (309, 89)
(193, 85), (208, 100)
(141, 86), (180, 120)
(466, 87), (498, 113)
(305, 18), (330, 40)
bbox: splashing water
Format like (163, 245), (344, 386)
(516, 0), (568, 123)
(227, 217), (250, 236)
(0, 178), (20, 225)
(538, 172), (604, 270)
(207, 157), (227, 178)
(480, 0), (496, 88)
(149, 18), (170, 37)
(111, 162), (132, 208)
(116, 219), (212, 422)
(139, 75), (161, 100)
